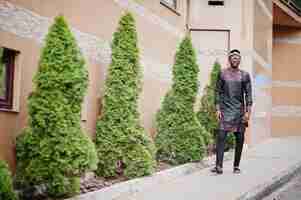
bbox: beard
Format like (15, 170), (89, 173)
(230, 61), (240, 68)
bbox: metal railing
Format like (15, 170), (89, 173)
(280, 0), (301, 16)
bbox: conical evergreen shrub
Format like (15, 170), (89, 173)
(16, 16), (98, 198)
(197, 61), (235, 150)
(95, 12), (156, 179)
(0, 160), (18, 200)
(155, 36), (207, 165)
(197, 61), (220, 146)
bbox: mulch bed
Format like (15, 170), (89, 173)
(80, 161), (173, 194)
(79, 145), (219, 194)
(19, 146), (222, 200)
(78, 146), (221, 195)
(80, 175), (126, 194)
(16, 161), (174, 200)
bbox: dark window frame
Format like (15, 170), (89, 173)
(0, 48), (16, 110)
(208, 0), (225, 6)
(281, 0), (301, 16)
(160, 0), (180, 16)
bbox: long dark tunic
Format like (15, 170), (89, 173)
(215, 68), (253, 132)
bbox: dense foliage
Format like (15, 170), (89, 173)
(95, 12), (156, 179)
(155, 36), (207, 165)
(0, 160), (18, 200)
(16, 15), (98, 198)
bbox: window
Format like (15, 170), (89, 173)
(160, 0), (179, 14)
(208, 0), (224, 6)
(0, 47), (17, 110)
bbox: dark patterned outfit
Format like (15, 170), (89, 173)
(215, 67), (253, 168)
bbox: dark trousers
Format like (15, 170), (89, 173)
(216, 130), (245, 168)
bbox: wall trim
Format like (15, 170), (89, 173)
(272, 105), (301, 117)
(274, 36), (301, 44)
(273, 80), (301, 88)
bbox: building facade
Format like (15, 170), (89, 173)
(0, 0), (298, 169)
(272, 0), (301, 137)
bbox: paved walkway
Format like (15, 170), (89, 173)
(117, 137), (301, 200)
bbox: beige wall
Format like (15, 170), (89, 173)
(263, 0), (273, 13)
(244, 0), (273, 145)
(252, 0), (273, 145)
(273, 87), (301, 105)
(0, 30), (41, 169)
(0, 112), (17, 169)
(254, 0), (272, 63)
(272, 26), (301, 137)
(273, 41), (301, 80)
(0, 0), (187, 167)
(189, 0), (242, 49)
(190, 30), (229, 94)
(272, 117), (301, 137)
(9, 0), (184, 65)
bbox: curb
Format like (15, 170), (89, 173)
(67, 151), (234, 200)
(237, 160), (301, 200)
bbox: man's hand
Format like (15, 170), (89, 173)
(216, 110), (222, 120)
(243, 112), (250, 122)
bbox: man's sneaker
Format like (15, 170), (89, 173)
(211, 166), (223, 174)
(233, 167), (241, 174)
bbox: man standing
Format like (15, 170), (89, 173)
(211, 49), (253, 174)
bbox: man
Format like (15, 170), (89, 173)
(211, 49), (253, 175)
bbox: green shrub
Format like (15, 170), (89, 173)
(16, 15), (98, 198)
(95, 12), (156, 179)
(197, 61), (221, 146)
(155, 36), (207, 165)
(197, 61), (235, 151)
(46, 176), (80, 197)
(0, 160), (18, 200)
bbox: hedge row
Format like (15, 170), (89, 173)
(13, 12), (229, 199)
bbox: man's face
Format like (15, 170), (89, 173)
(229, 54), (241, 68)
